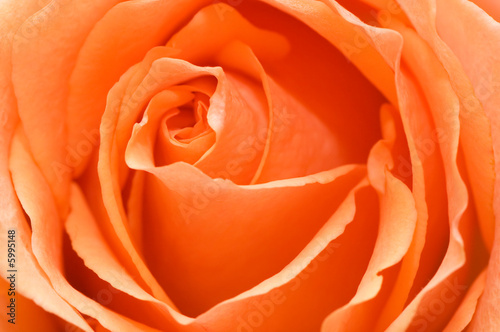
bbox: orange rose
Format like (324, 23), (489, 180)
(1, 0), (499, 331)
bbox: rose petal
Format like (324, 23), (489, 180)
(375, 68), (449, 330)
(258, 2), (461, 329)
(364, 4), (489, 331)
(121, 56), (269, 183)
(256, 0), (399, 105)
(443, 269), (487, 332)
(66, 183), (202, 329)
(126, 88), (212, 166)
(124, 171), (146, 255)
(100, 53), (217, 311)
(321, 104), (417, 331)
(1, 2), (93, 329)
(165, 3), (291, 65)
(134, 161), (365, 316)
(367, 104), (411, 192)
(67, 0), (210, 175)
(350, 0), (412, 26)
(163, 2), (388, 180)
(193, 180), (378, 330)
(241, 0), (395, 164)
(397, 0), (496, 253)
(322, 172), (417, 331)
(0, 278), (64, 331)
(393, 1), (498, 330)
(426, 1), (500, 328)
(215, 41), (343, 182)
(468, 0), (500, 21)
(164, 4), (303, 182)
(9, 128), (162, 331)
(193, 71), (270, 184)
(77, 147), (178, 311)
(11, 0), (124, 215)
(0, 191), (90, 332)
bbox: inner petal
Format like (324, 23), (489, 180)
(126, 75), (218, 168)
(156, 93), (216, 166)
(167, 94), (210, 141)
(237, 0), (388, 164)
(164, 2), (386, 183)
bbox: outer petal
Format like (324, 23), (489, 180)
(369, 2), (491, 330)
(394, 0), (499, 330)
(130, 160), (365, 316)
(11, 0), (123, 215)
(0, 279), (63, 332)
(65, 183), (206, 331)
(1, 1), (90, 330)
(396, 0), (496, 251)
(193, 180), (379, 331)
(242, 0), (393, 165)
(9, 128), (163, 331)
(251, 2), (459, 330)
(322, 104), (417, 331)
(443, 269), (487, 332)
(469, 0), (500, 21)
(256, 0), (400, 106)
(427, 1), (500, 328)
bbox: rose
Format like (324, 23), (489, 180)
(1, 0), (499, 331)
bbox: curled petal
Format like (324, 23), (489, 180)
(194, 180), (379, 330)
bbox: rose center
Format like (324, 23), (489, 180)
(164, 93), (210, 142)
(154, 90), (215, 166)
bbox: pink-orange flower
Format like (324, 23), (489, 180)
(1, 0), (499, 331)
